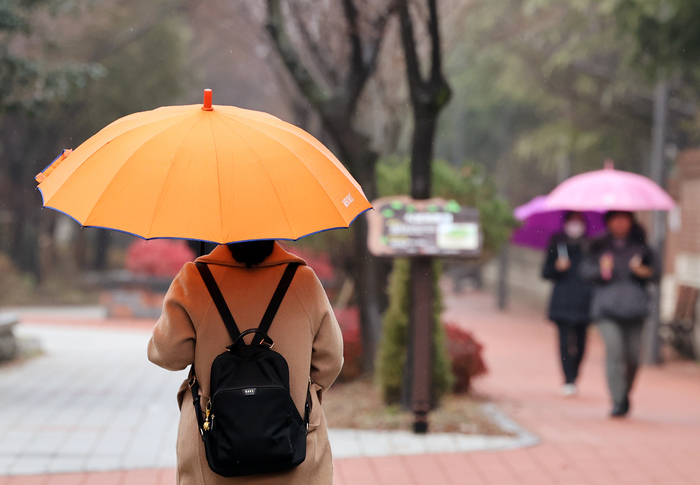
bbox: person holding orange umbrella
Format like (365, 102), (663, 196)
(35, 90), (372, 483)
(148, 240), (343, 483)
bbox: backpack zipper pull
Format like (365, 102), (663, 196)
(203, 400), (212, 431)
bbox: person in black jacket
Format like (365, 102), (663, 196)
(542, 212), (593, 397)
(579, 211), (658, 417)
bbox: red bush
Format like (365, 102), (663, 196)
(126, 239), (196, 278)
(334, 306), (363, 381)
(287, 247), (335, 284)
(444, 321), (487, 393)
(331, 311), (487, 389)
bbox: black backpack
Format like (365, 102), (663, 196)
(188, 262), (310, 477)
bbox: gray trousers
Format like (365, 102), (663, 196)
(596, 319), (645, 404)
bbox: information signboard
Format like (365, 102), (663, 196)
(366, 196), (482, 258)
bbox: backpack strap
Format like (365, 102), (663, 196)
(257, 263), (300, 336)
(189, 262), (301, 439)
(190, 262), (241, 441)
(195, 262), (240, 341)
(188, 365), (205, 440)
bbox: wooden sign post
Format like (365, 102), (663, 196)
(367, 196), (482, 433)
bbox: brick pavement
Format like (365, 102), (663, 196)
(332, 288), (700, 485)
(4, 287), (700, 484)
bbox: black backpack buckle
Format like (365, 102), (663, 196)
(258, 336), (274, 349)
(232, 328), (275, 350)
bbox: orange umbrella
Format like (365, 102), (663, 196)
(36, 90), (372, 243)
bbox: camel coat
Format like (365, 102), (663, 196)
(148, 243), (343, 485)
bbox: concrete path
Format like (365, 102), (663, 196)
(0, 324), (185, 476)
(3, 287), (700, 484)
(0, 320), (534, 476)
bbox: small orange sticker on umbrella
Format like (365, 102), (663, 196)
(35, 149), (72, 183)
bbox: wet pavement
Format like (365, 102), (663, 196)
(2, 287), (700, 484)
(0, 324), (183, 476)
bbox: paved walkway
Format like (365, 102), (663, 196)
(0, 324), (185, 475)
(332, 290), (700, 485)
(3, 287), (700, 484)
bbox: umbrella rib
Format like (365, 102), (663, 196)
(207, 113), (225, 242)
(71, 109), (193, 165)
(84, 114), (202, 237)
(214, 112), (350, 227)
(216, 108), (358, 188)
(212, 113), (296, 237)
(143, 118), (206, 239)
(44, 110), (194, 206)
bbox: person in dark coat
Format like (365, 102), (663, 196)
(542, 211), (593, 396)
(579, 211), (658, 417)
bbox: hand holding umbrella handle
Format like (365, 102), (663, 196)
(600, 252), (614, 280)
(629, 254), (653, 279)
(555, 242), (570, 272)
(555, 258), (571, 272)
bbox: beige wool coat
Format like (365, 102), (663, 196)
(148, 243), (344, 485)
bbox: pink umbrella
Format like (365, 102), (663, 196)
(545, 162), (675, 212)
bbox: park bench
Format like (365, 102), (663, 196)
(0, 313), (19, 362)
(660, 285), (699, 359)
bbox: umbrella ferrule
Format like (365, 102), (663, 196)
(202, 89), (213, 111)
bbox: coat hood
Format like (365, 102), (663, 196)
(195, 242), (307, 268)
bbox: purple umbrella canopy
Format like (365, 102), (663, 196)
(511, 196), (607, 250)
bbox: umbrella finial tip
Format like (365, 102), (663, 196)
(202, 89), (213, 111)
(604, 158), (614, 170)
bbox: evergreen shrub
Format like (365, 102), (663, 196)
(375, 258), (454, 406)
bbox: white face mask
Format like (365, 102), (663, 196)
(564, 220), (586, 239)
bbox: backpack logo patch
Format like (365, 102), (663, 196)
(242, 388), (257, 396)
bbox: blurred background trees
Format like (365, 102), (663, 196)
(436, 0), (700, 203)
(0, 0), (188, 297)
(1, 0), (699, 373)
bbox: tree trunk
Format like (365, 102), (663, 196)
(329, 124), (382, 373)
(264, 0), (393, 373)
(92, 229), (111, 270)
(397, 0), (451, 428)
(410, 108), (439, 200)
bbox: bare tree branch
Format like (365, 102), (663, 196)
(343, 0), (364, 77)
(397, 0), (451, 199)
(427, 0), (442, 84)
(265, 0), (331, 111)
(397, 0), (423, 101)
(289, 1), (339, 87)
(344, 1), (395, 115)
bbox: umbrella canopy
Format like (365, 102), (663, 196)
(544, 163), (675, 212)
(511, 196), (606, 250)
(36, 90), (372, 244)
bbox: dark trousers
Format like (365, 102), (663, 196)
(555, 321), (588, 384)
(596, 319), (644, 405)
